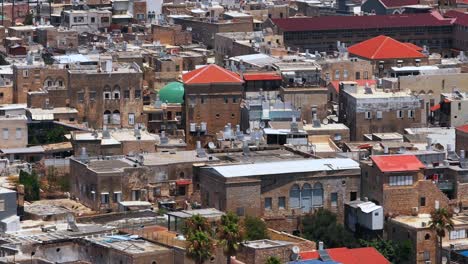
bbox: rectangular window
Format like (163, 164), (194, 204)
(364, 71), (369, 79)
(135, 90), (141, 99)
(78, 92), (84, 102)
(334, 70), (340, 80)
(236, 207), (245, 216)
(104, 92), (111, 100)
(350, 192), (357, 201)
(200, 97), (205, 104)
(128, 113), (135, 125)
(278, 197), (286, 209)
(365, 111), (372, 119)
(355, 72), (360, 80)
(232, 96), (238, 103)
(131, 190), (141, 201)
(2, 128), (8, 140)
(124, 90), (130, 99)
(376, 111), (383, 119)
(91, 17), (96, 23)
(331, 192), (338, 206)
(450, 229), (466, 240)
(397, 110), (403, 119)
(89, 91), (96, 101)
(224, 96), (228, 104)
(264, 197), (272, 210)
(113, 192), (122, 202)
(23, 70), (28, 78)
(15, 128), (21, 139)
(100, 193), (109, 204)
(0, 200), (5, 211)
(343, 70), (348, 79)
(420, 197), (426, 206)
(389, 176), (414, 186)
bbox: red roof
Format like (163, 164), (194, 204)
(445, 10), (468, 26)
(348, 35), (426, 60)
(456, 124), (468, 133)
(182, 64), (244, 85)
(176, 179), (192, 185)
(430, 103), (441, 111)
(271, 12), (452, 32)
(243, 72), (282, 81)
(380, 0), (418, 7)
(329, 80), (377, 93)
(300, 247), (390, 264)
(371, 155), (425, 172)
(404, 42), (424, 51)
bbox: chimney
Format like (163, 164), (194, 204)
(80, 147), (89, 163)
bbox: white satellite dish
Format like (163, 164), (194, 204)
(208, 142), (216, 149)
(259, 121), (265, 129)
(246, 128), (251, 134)
(292, 246), (300, 254)
(322, 118), (329, 125)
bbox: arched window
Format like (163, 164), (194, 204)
(103, 110), (111, 125)
(301, 183), (312, 213)
(113, 85), (120, 99)
(55, 78), (64, 88)
(103, 86), (111, 100)
(312, 182), (323, 207)
(112, 110), (120, 125)
(289, 184), (300, 209)
(44, 78), (53, 89)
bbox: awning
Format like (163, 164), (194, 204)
(430, 104), (441, 112)
(176, 179), (192, 186)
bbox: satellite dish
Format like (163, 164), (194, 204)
(208, 142), (216, 150)
(292, 246), (300, 254)
(246, 128), (251, 134)
(322, 118), (329, 125)
(259, 121), (265, 129)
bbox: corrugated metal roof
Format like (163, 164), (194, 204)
(211, 158), (360, 178)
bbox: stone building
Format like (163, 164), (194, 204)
(319, 57), (374, 83)
(431, 91), (468, 127)
(456, 124), (468, 153)
(61, 9), (112, 33)
(151, 24), (192, 46)
(172, 17), (253, 49)
(338, 81), (422, 141)
(0, 114), (27, 149)
(36, 27), (79, 51)
(268, 12), (453, 55)
(70, 151), (216, 211)
(347, 35), (429, 78)
(183, 64), (244, 149)
(360, 154), (451, 216)
(198, 158), (361, 232)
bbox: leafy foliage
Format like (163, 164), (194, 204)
(19, 170), (40, 201)
(430, 208), (454, 264)
(217, 212), (244, 264)
(302, 208), (359, 248)
(360, 238), (412, 263)
(184, 215), (215, 264)
(243, 215), (269, 241)
(265, 256), (282, 264)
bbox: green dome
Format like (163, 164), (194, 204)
(159, 82), (184, 104)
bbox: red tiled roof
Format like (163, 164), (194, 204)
(299, 251), (320, 260)
(182, 64), (244, 85)
(348, 35), (426, 60)
(348, 247), (391, 264)
(243, 72), (282, 81)
(271, 12), (452, 32)
(380, 0), (418, 7)
(371, 155), (425, 172)
(456, 124), (468, 133)
(445, 10), (468, 26)
(329, 80), (377, 93)
(301, 248), (390, 264)
(404, 42), (424, 51)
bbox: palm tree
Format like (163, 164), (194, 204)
(184, 215), (215, 264)
(429, 208), (454, 264)
(265, 256), (282, 264)
(217, 212), (244, 264)
(186, 230), (215, 264)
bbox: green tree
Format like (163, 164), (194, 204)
(45, 126), (67, 144)
(217, 212), (244, 264)
(429, 208), (454, 264)
(302, 208), (358, 248)
(265, 256), (282, 264)
(184, 215), (215, 264)
(19, 170), (40, 201)
(243, 216), (269, 241)
(0, 54), (9, 66)
(360, 238), (411, 263)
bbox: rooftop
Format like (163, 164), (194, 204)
(182, 64), (244, 85)
(380, 0), (418, 7)
(85, 235), (169, 255)
(457, 124), (468, 134)
(210, 158), (360, 178)
(271, 11), (451, 32)
(370, 154), (425, 172)
(348, 35), (425, 60)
